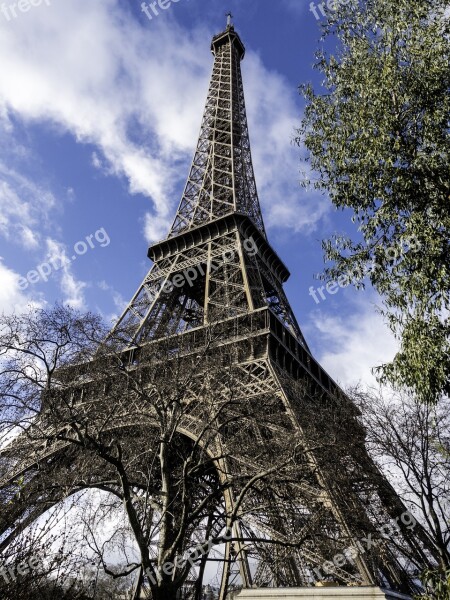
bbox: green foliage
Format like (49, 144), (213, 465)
(8, 475), (25, 505)
(416, 568), (450, 599)
(297, 0), (450, 403)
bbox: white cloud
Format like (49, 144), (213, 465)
(0, 1), (208, 224)
(45, 239), (87, 310)
(309, 298), (399, 388)
(0, 104), (13, 132)
(91, 152), (103, 170)
(0, 258), (38, 314)
(0, 162), (56, 247)
(97, 280), (128, 325)
(144, 212), (172, 244)
(19, 225), (40, 249)
(243, 53), (330, 232)
(0, 1), (328, 238)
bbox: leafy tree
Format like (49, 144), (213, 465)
(416, 567), (450, 600)
(297, 0), (450, 403)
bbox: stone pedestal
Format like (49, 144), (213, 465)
(237, 587), (412, 600)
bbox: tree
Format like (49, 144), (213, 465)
(0, 495), (93, 600)
(0, 305), (320, 599)
(297, 0), (450, 403)
(2, 305), (438, 597)
(352, 387), (450, 595)
(417, 567), (450, 600)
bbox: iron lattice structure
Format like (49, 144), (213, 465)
(0, 22), (435, 600)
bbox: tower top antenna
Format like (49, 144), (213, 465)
(226, 12), (233, 28)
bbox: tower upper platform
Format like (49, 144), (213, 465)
(211, 24), (245, 60)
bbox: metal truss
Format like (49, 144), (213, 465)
(111, 214), (308, 350)
(0, 348), (434, 597)
(0, 21), (435, 600)
(168, 26), (265, 238)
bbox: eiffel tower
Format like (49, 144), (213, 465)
(0, 17), (434, 600)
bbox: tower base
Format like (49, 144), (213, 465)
(237, 587), (412, 600)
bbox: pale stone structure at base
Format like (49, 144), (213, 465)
(237, 587), (412, 600)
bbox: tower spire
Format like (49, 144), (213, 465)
(226, 11), (233, 28)
(168, 22), (263, 238)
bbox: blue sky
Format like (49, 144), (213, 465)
(0, 0), (398, 388)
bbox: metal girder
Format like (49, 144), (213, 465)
(0, 22), (435, 600)
(168, 28), (264, 239)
